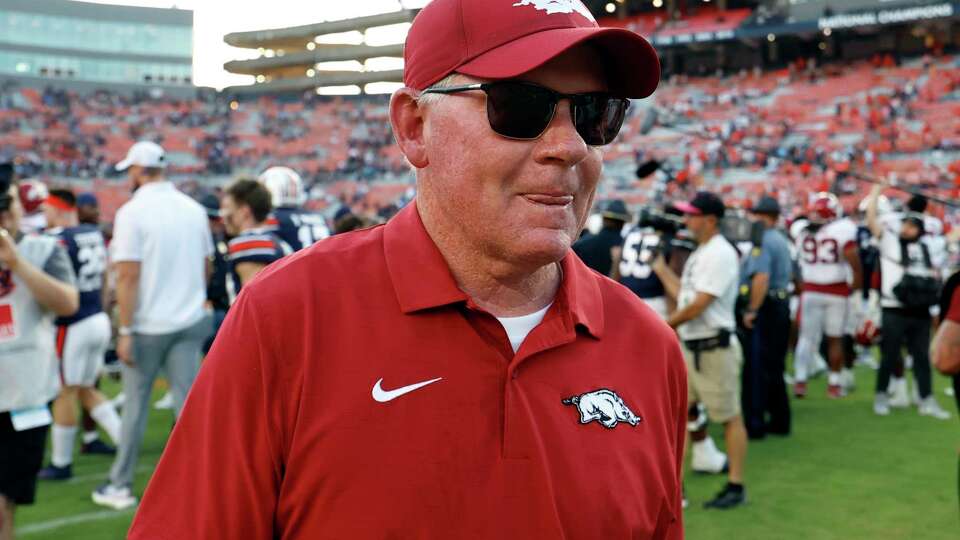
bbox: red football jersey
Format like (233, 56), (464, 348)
(129, 202), (687, 540)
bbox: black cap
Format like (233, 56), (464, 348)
(198, 193), (221, 219)
(675, 191), (725, 218)
(601, 199), (631, 222)
(750, 195), (781, 216)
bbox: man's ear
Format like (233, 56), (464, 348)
(390, 88), (429, 169)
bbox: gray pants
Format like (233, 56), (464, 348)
(109, 315), (210, 487)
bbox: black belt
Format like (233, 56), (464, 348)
(684, 330), (732, 371)
(767, 289), (789, 300)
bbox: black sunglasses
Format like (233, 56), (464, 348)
(419, 81), (629, 146)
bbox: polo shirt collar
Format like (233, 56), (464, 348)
(383, 201), (603, 338)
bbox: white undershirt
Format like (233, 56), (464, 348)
(495, 303), (553, 353)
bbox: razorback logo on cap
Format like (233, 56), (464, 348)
(512, 0), (596, 21)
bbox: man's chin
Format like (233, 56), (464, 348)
(509, 232), (573, 268)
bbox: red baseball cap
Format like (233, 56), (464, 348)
(404, 0), (660, 99)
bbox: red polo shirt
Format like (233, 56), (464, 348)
(129, 202), (687, 540)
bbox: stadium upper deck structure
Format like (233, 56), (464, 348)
(223, 0), (960, 96)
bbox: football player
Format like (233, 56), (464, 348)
(36, 189), (121, 480)
(792, 192), (863, 398)
(258, 167), (330, 252)
(220, 179), (289, 304)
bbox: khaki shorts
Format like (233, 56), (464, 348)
(681, 337), (743, 424)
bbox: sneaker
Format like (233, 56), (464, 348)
(910, 383), (921, 407)
(946, 387), (956, 398)
(82, 439), (116, 455)
(704, 483), (746, 510)
(682, 486), (688, 510)
(691, 437), (728, 475)
(840, 369), (855, 393)
(37, 464), (72, 481)
(92, 483), (138, 510)
(153, 392), (174, 410)
(794, 381), (808, 399)
(827, 384), (845, 399)
(811, 356), (828, 379)
(918, 397), (951, 420)
(873, 394), (890, 416)
(888, 378), (910, 408)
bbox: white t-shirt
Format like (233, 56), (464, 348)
(677, 233), (740, 340)
(495, 303), (552, 353)
(877, 215), (938, 309)
(111, 181), (213, 334)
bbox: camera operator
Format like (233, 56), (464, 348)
(867, 182), (950, 419)
(652, 191), (748, 509)
(0, 166), (79, 540)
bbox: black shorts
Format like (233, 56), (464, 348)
(0, 411), (49, 505)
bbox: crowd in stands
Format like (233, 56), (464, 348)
(2, 52), (960, 226)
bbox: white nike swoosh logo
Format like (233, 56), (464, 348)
(372, 377), (443, 403)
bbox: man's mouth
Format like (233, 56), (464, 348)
(522, 193), (574, 207)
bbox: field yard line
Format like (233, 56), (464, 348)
(68, 464), (153, 484)
(19, 509), (135, 535)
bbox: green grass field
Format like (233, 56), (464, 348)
(13, 366), (960, 539)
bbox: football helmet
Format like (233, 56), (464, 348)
(18, 179), (48, 215)
(258, 166), (304, 208)
(809, 192), (841, 225)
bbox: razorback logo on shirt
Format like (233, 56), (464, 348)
(0, 304), (16, 342)
(562, 389), (641, 429)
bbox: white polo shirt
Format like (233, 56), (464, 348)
(111, 181), (212, 335)
(677, 232), (739, 341)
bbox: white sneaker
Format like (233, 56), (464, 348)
(918, 397), (951, 420)
(691, 437), (728, 474)
(910, 383), (921, 407)
(873, 394), (890, 416)
(811, 355), (828, 379)
(92, 483), (137, 510)
(946, 387), (955, 398)
(153, 392), (174, 410)
(888, 378), (910, 408)
(840, 369), (855, 392)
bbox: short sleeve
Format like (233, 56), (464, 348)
(227, 235), (283, 265)
(110, 206), (143, 262)
(43, 242), (76, 286)
(692, 241), (738, 298)
(750, 235), (777, 276)
(946, 287), (960, 324)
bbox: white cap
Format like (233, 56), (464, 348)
(116, 141), (166, 171)
(258, 166), (304, 207)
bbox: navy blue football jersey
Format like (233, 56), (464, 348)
(226, 228), (288, 304)
(50, 224), (106, 325)
(618, 226), (666, 299)
(265, 207), (330, 252)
